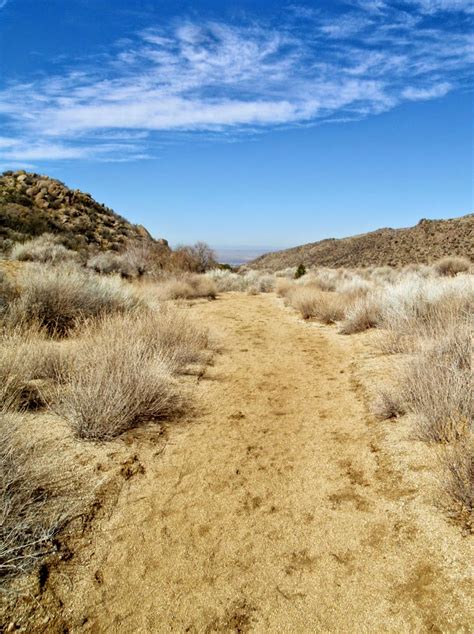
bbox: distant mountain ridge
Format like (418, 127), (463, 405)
(0, 170), (168, 255)
(247, 214), (474, 270)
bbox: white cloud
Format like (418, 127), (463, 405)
(0, 8), (471, 163)
(407, 0), (474, 13)
(402, 82), (452, 100)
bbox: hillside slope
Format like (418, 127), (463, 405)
(248, 214), (474, 270)
(0, 170), (168, 254)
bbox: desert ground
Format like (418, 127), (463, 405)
(12, 291), (470, 633)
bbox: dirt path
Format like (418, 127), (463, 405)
(43, 293), (472, 632)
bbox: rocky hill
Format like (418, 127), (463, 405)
(0, 170), (168, 254)
(248, 214), (474, 270)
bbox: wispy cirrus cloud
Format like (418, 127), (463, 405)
(0, 2), (472, 164)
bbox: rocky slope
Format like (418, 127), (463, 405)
(248, 214), (473, 270)
(0, 171), (168, 254)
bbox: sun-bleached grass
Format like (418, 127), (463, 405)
(0, 326), (63, 411)
(4, 264), (144, 336)
(57, 334), (178, 440)
(275, 278), (294, 298)
(155, 274), (217, 300)
(290, 286), (347, 323)
(339, 294), (381, 334)
(9, 234), (79, 266)
(205, 269), (275, 293)
(55, 307), (210, 440)
(0, 268), (18, 316)
(375, 274), (473, 353)
(371, 389), (406, 421)
(399, 325), (472, 443)
(0, 411), (69, 580)
(443, 440), (473, 531)
(434, 256), (471, 277)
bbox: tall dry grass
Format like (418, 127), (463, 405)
(0, 412), (68, 580)
(290, 286), (351, 323)
(155, 274), (217, 300)
(55, 308), (209, 440)
(10, 234), (79, 266)
(0, 326), (63, 411)
(399, 324), (472, 443)
(4, 264), (144, 336)
(205, 269), (275, 293)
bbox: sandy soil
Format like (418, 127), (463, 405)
(21, 293), (473, 632)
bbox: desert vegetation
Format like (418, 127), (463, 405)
(0, 255), (213, 590)
(0, 169), (471, 628)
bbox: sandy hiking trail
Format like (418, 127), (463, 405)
(39, 293), (471, 632)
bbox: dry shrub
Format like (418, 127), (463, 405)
(92, 309), (210, 372)
(168, 242), (217, 273)
(86, 243), (168, 279)
(0, 326), (63, 410)
(376, 275), (473, 353)
(275, 278), (294, 298)
(155, 278), (192, 300)
(435, 256), (471, 277)
(443, 440), (473, 531)
(5, 264), (144, 336)
(0, 269), (19, 315)
(55, 308), (209, 439)
(339, 295), (381, 334)
(291, 287), (346, 323)
(156, 274), (217, 300)
(371, 389), (405, 421)
(87, 251), (136, 278)
(0, 412), (68, 580)
(57, 334), (178, 440)
(400, 326), (472, 443)
(185, 274), (217, 299)
(205, 269), (246, 292)
(9, 234), (78, 266)
(205, 269), (275, 293)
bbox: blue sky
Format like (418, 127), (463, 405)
(0, 0), (472, 248)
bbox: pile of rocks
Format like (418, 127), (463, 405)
(0, 170), (169, 255)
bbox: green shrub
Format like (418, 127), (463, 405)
(294, 264), (306, 279)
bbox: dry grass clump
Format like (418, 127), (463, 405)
(371, 389), (406, 421)
(376, 275), (473, 352)
(56, 325), (177, 440)
(443, 440), (473, 531)
(291, 287), (346, 323)
(92, 309), (210, 372)
(434, 256), (471, 277)
(56, 308), (209, 440)
(9, 234), (79, 265)
(0, 268), (19, 315)
(339, 295), (381, 334)
(275, 278), (294, 298)
(0, 326), (63, 410)
(87, 251), (136, 278)
(399, 326), (472, 443)
(4, 264), (144, 336)
(205, 269), (275, 293)
(155, 274), (217, 300)
(86, 243), (168, 279)
(0, 412), (68, 580)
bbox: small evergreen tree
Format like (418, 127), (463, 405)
(294, 263), (306, 279)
